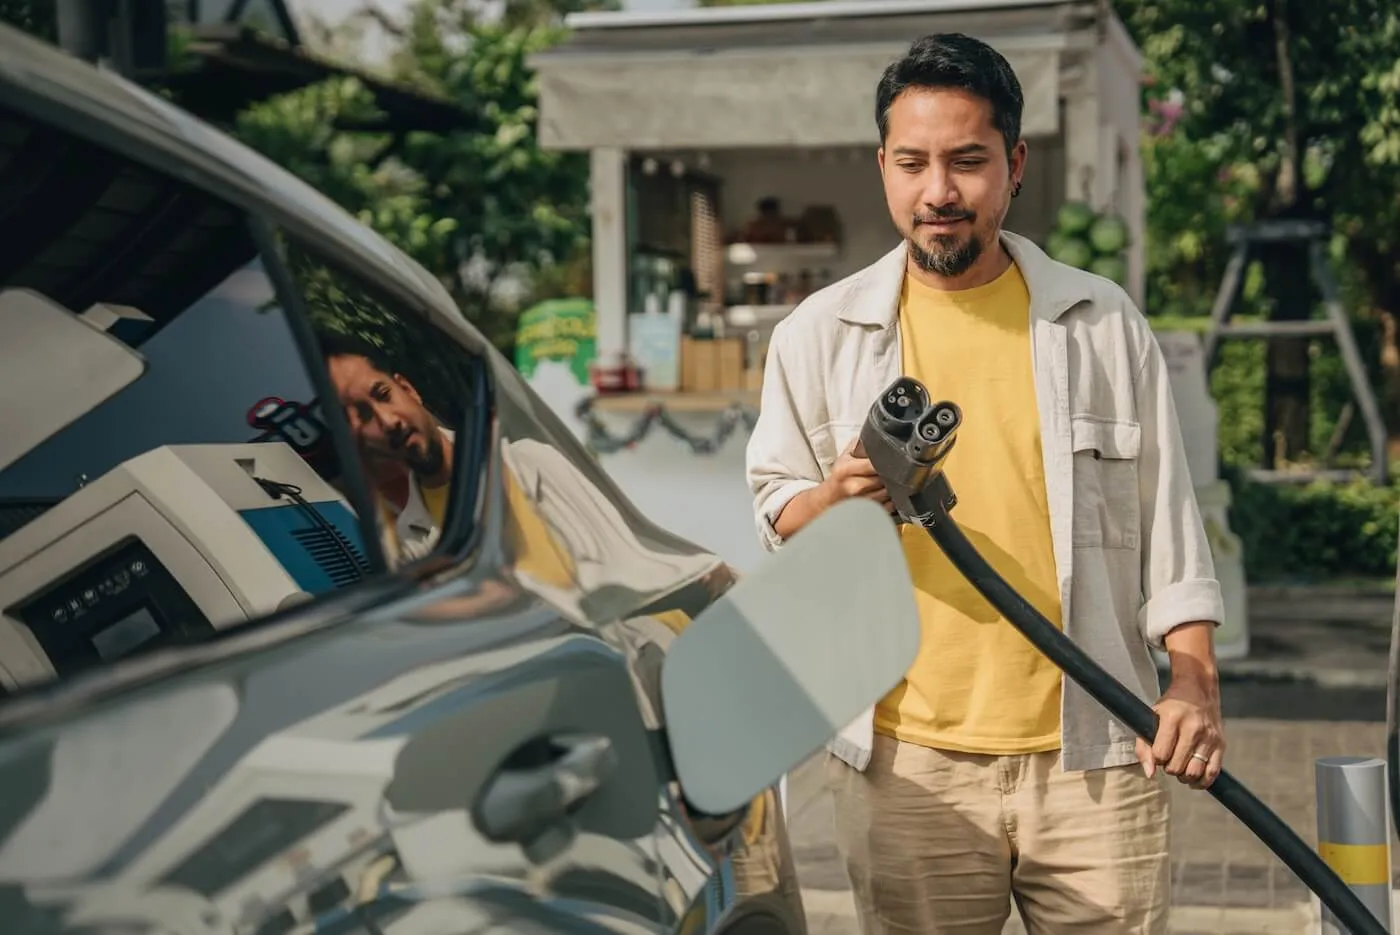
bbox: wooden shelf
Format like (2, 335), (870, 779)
(586, 390), (760, 414)
(725, 241), (840, 264)
(725, 304), (795, 319)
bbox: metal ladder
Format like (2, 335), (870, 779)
(1202, 219), (1388, 485)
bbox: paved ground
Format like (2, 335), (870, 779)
(1211, 586), (1395, 691)
(788, 588), (1400, 934)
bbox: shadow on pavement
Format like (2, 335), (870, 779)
(1219, 675), (1384, 722)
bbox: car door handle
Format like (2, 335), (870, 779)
(472, 732), (617, 862)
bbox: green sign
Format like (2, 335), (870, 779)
(515, 297), (597, 385)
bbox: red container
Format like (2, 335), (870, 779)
(590, 356), (643, 394)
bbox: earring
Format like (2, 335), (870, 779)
(1011, 180), (1023, 198)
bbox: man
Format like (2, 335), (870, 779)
(319, 332), (455, 560)
(745, 33), (1225, 934)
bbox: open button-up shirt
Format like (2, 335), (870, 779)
(745, 232), (1223, 773)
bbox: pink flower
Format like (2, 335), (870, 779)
(1145, 97), (1184, 136)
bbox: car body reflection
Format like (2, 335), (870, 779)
(0, 21), (806, 935)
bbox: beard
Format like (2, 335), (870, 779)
(387, 424), (446, 478)
(907, 208), (984, 278)
(407, 430), (447, 478)
(909, 233), (983, 278)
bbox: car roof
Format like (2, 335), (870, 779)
(0, 24), (482, 350)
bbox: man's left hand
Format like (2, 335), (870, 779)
(1134, 680), (1225, 790)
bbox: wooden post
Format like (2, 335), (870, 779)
(590, 147), (630, 365)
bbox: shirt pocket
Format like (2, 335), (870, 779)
(1071, 415), (1141, 551)
(810, 421), (863, 474)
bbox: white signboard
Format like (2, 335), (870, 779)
(1156, 331), (1219, 487)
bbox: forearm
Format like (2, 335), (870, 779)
(1163, 621), (1219, 695)
(771, 482), (833, 541)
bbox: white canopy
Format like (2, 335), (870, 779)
(532, 0), (1099, 151)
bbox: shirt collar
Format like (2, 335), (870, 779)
(836, 230), (1094, 328)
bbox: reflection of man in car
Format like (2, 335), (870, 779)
(318, 333), (454, 560)
(317, 340), (800, 924)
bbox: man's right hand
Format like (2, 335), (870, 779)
(820, 439), (894, 512)
(771, 439), (894, 542)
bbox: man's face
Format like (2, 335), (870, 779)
(326, 353), (445, 477)
(878, 87), (1026, 279)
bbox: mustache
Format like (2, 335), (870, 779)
(914, 207), (975, 225)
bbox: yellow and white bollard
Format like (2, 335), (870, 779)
(1316, 756), (1393, 933)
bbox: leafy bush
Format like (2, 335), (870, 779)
(1153, 320), (1394, 581)
(1209, 324), (1383, 470)
(1228, 469), (1400, 581)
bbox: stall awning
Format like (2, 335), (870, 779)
(532, 0), (1092, 151)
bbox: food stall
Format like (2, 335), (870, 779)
(525, 0), (1149, 572)
(531, 0), (1146, 410)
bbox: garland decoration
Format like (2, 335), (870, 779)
(575, 396), (758, 455)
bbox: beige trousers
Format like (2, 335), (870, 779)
(826, 735), (1170, 934)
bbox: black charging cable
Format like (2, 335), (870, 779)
(859, 377), (1387, 935)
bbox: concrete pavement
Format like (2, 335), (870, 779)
(788, 717), (1398, 935)
(1204, 585), (1395, 691)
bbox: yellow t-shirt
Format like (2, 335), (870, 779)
(419, 481), (450, 528)
(415, 471), (577, 592)
(873, 262), (1065, 755)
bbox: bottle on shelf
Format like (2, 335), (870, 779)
(774, 272), (792, 306)
(797, 269), (813, 302)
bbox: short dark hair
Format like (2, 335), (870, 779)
(876, 33), (1024, 157)
(315, 330), (395, 376)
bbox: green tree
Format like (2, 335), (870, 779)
(1118, 0), (1400, 468)
(389, 3), (592, 346)
(231, 75), (462, 295)
(230, 0), (596, 354)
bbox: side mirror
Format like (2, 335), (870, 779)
(660, 498), (920, 815)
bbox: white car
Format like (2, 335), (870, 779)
(0, 22), (920, 935)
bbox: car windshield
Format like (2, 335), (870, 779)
(0, 260), (317, 501)
(0, 101), (369, 691)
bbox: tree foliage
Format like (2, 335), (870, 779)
(1123, 0), (1400, 303)
(227, 0), (598, 355)
(1119, 0), (1400, 466)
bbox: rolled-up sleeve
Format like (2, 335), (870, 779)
(746, 322), (824, 552)
(1134, 329), (1224, 649)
